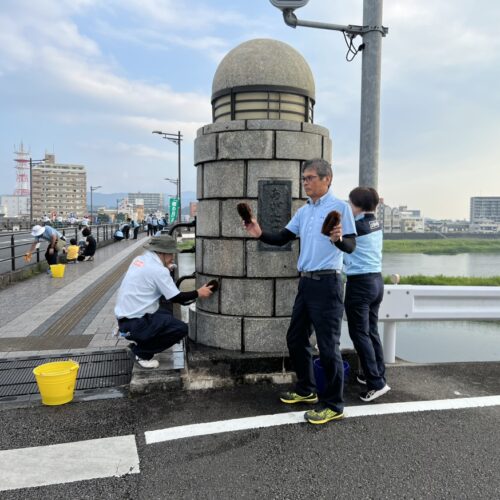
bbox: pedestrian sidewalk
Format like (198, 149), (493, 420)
(0, 236), (148, 358)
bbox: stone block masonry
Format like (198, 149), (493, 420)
(193, 119), (332, 353)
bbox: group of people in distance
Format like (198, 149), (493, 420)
(114, 157), (388, 426)
(25, 223), (96, 271)
(145, 214), (168, 236)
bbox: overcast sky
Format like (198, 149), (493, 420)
(1, 0), (499, 219)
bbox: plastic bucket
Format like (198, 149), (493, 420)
(313, 358), (350, 395)
(33, 360), (79, 405)
(50, 264), (66, 278)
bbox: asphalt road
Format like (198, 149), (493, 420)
(1, 375), (499, 499)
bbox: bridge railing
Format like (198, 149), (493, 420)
(0, 224), (120, 273)
(379, 285), (500, 363)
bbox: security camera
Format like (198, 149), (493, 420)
(269, 0), (310, 11)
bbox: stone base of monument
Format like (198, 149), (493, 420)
(182, 343), (295, 391)
(128, 340), (360, 395)
(182, 344), (360, 391)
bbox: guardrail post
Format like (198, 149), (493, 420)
(383, 320), (397, 363)
(10, 235), (15, 271)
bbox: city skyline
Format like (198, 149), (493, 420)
(1, 0), (499, 220)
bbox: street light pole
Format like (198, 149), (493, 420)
(272, 0), (388, 189)
(152, 130), (183, 223)
(29, 157), (46, 224)
(90, 185), (102, 224)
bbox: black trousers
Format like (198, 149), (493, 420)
(133, 227), (139, 239)
(287, 274), (344, 412)
(345, 273), (386, 391)
(118, 308), (188, 360)
(45, 247), (58, 266)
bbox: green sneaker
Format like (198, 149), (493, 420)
(279, 391), (319, 404)
(304, 407), (344, 425)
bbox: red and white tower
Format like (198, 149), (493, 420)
(14, 142), (30, 196)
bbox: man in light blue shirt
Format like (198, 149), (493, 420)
(244, 158), (356, 425)
(25, 224), (65, 268)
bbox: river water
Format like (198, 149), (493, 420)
(179, 253), (500, 363)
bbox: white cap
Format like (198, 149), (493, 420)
(31, 225), (45, 237)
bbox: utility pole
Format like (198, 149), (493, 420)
(359, 0), (383, 188)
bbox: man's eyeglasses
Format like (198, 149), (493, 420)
(301, 175), (319, 183)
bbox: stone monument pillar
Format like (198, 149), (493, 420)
(191, 39), (332, 353)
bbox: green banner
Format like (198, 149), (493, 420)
(169, 198), (179, 222)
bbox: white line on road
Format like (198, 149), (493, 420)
(144, 395), (500, 445)
(0, 435), (140, 492)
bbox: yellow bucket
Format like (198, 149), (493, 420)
(33, 360), (80, 406)
(50, 264), (66, 278)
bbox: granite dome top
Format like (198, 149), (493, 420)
(212, 39), (315, 100)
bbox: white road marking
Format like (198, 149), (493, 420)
(145, 395), (500, 445)
(0, 435), (140, 492)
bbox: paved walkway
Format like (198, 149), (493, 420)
(0, 236), (149, 358)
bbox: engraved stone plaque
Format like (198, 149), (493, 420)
(258, 180), (292, 251)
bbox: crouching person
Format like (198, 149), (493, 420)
(114, 235), (213, 368)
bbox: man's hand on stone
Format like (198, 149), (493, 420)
(243, 219), (262, 238)
(197, 284), (214, 299)
(329, 223), (343, 243)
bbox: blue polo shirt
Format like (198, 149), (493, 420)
(343, 213), (383, 275)
(35, 225), (62, 243)
(286, 191), (356, 272)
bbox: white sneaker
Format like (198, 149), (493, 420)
(135, 356), (159, 369)
(359, 384), (391, 402)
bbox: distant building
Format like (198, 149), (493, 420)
(376, 199), (400, 233)
(117, 198), (134, 218)
(0, 195), (30, 218)
(128, 192), (163, 214)
(398, 206), (424, 233)
(470, 221), (500, 233)
(31, 153), (86, 219)
(470, 197), (500, 224)
(425, 219), (470, 233)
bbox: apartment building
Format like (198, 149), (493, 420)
(31, 154), (86, 219)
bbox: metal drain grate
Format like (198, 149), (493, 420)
(0, 349), (133, 399)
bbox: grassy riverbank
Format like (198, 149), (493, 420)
(383, 275), (500, 286)
(383, 239), (500, 255)
(178, 240), (195, 251)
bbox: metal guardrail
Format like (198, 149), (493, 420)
(0, 224), (120, 272)
(379, 285), (500, 363)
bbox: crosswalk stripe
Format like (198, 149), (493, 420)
(144, 395), (500, 445)
(0, 435), (140, 492)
